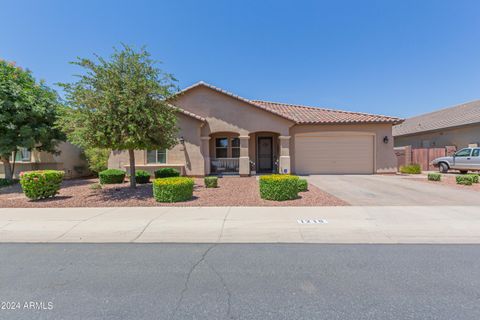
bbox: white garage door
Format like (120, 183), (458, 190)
(295, 134), (374, 174)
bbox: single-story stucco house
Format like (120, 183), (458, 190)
(394, 100), (480, 148)
(109, 81), (403, 176)
(0, 142), (89, 179)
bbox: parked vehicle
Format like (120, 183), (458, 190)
(431, 147), (480, 173)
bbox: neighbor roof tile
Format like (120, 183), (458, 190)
(393, 100), (480, 136)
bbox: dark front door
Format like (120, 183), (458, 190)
(257, 137), (273, 173)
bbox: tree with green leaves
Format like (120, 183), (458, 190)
(0, 60), (63, 181)
(58, 45), (179, 188)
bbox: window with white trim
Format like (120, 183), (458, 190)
(11, 148), (31, 162)
(147, 149), (167, 164)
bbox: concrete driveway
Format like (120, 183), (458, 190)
(307, 175), (480, 206)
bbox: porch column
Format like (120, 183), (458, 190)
(201, 136), (211, 176)
(278, 136), (291, 174)
(239, 135), (250, 177)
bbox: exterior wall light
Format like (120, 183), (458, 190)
(383, 136), (389, 144)
(179, 136), (185, 144)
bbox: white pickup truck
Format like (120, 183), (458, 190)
(431, 147), (480, 173)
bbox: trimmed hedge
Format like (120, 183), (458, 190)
(204, 176), (218, 188)
(297, 178), (308, 192)
(154, 168), (180, 179)
(0, 178), (15, 188)
(427, 173), (441, 181)
(456, 175), (474, 186)
(466, 173), (479, 183)
(19, 170), (64, 200)
(259, 174), (299, 201)
(135, 170), (151, 184)
(99, 169), (125, 184)
(400, 164), (422, 174)
(153, 177), (194, 202)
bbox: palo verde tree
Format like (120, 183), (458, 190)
(0, 60), (63, 181)
(58, 45), (178, 188)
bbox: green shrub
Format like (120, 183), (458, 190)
(152, 177), (194, 202)
(204, 176), (218, 188)
(259, 174), (299, 201)
(466, 173), (479, 183)
(82, 147), (110, 175)
(297, 178), (308, 192)
(456, 175), (473, 186)
(427, 173), (441, 181)
(99, 169), (125, 184)
(400, 164), (422, 174)
(154, 168), (180, 178)
(135, 170), (151, 184)
(0, 178), (15, 188)
(19, 170), (64, 200)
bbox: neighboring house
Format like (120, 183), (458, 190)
(109, 81), (403, 176)
(0, 142), (89, 179)
(394, 100), (480, 148)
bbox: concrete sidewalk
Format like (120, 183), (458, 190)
(0, 206), (479, 243)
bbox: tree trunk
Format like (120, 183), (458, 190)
(11, 150), (17, 178)
(1, 158), (13, 181)
(128, 149), (136, 188)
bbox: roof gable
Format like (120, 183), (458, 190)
(175, 81), (403, 125)
(176, 81), (296, 122)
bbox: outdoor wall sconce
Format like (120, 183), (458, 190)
(383, 136), (389, 144)
(179, 136), (185, 144)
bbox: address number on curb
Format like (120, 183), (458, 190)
(297, 219), (328, 224)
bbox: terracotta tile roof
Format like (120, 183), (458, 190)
(168, 104), (206, 122)
(251, 100), (403, 124)
(177, 81), (403, 125)
(393, 100), (480, 136)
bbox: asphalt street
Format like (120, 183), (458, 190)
(1, 244), (479, 320)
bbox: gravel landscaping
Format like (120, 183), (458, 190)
(413, 173), (480, 191)
(0, 176), (347, 208)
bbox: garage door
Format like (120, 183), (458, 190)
(295, 134), (374, 174)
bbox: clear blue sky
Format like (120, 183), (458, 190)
(1, 0), (479, 118)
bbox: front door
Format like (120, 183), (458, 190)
(258, 137), (273, 173)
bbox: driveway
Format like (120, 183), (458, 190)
(307, 175), (480, 206)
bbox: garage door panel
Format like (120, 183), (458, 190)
(295, 135), (374, 174)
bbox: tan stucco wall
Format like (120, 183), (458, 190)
(107, 85), (398, 176)
(0, 142), (89, 179)
(394, 123), (480, 148)
(290, 123), (397, 173)
(173, 86), (294, 136)
(108, 113), (205, 176)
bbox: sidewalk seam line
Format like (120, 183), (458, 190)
(50, 207), (117, 242)
(130, 207), (174, 242)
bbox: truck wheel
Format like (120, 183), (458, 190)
(439, 163), (449, 173)
(460, 170), (468, 174)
